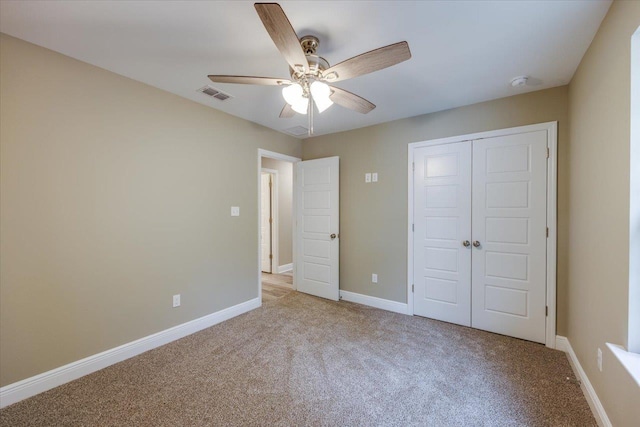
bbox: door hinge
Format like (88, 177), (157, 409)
(545, 306), (548, 317)
(412, 284), (414, 293)
(546, 227), (549, 237)
(412, 223), (414, 232)
(269, 218), (273, 224)
(412, 162), (415, 171)
(546, 147), (550, 159)
(269, 254), (273, 259)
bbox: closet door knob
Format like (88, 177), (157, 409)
(330, 233), (337, 240)
(473, 240), (481, 248)
(462, 240), (471, 247)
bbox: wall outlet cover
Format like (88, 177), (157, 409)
(372, 173), (378, 182)
(231, 206), (240, 216)
(372, 273), (378, 283)
(365, 173), (371, 183)
(173, 294), (181, 308)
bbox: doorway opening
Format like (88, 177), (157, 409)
(258, 149), (300, 303)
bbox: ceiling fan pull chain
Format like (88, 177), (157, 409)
(309, 96), (314, 136)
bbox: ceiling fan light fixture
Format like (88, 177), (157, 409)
(282, 83), (303, 104)
(282, 83), (308, 114)
(291, 98), (309, 115)
(310, 81), (333, 113)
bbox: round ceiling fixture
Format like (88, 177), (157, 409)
(510, 76), (529, 87)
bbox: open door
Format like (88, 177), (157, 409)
(295, 157), (339, 301)
(260, 172), (273, 273)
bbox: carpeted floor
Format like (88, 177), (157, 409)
(0, 292), (594, 426)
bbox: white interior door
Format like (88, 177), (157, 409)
(471, 131), (548, 343)
(413, 142), (472, 326)
(295, 157), (339, 301)
(260, 172), (272, 273)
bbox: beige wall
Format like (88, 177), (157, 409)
(303, 86), (569, 326)
(0, 34), (301, 387)
(261, 157), (293, 268)
(566, 1), (640, 425)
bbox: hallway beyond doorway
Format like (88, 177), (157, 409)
(261, 271), (294, 302)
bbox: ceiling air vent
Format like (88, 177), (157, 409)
(284, 126), (309, 137)
(197, 85), (233, 102)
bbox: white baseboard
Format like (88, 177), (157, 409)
(0, 297), (261, 409)
(555, 336), (611, 427)
(277, 263), (293, 273)
(339, 290), (409, 315)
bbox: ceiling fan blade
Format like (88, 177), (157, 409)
(208, 75), (291, 86)
(279, 103), (296, 118)
(329, 86), (376, 114)
(322, 41), (411, 83)
(254, 3), (309, 73)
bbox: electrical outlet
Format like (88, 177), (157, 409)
(365, 173), (371, 183)
(372, 172), (378, 182)
(173, 294), (181, 308)
(372, 273), (378, 283)
(597, 348), (603, 372)
(231, 206), (240, 216)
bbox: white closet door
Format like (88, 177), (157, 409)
(414, 142), (472, 326)
(471, 131), (548, 343)
(296, 157), (339, 301)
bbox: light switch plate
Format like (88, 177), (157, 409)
(372, 273), (378, 283)
(365, 173), (371, 183)
(231, 206), (240, 216)
(372, 172), (378, 182)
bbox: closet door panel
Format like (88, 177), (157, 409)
(471, 131), (548, 344)
(413, 142), (472, 326)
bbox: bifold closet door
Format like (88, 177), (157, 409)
(413, 142), (472, 326)
(471, 131), (548, 344)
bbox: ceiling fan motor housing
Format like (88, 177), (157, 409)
(292, 55), (329, 77)
(300, 35), (319, 54)
(290, 36), (330, 80)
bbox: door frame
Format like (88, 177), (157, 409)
(260, 168), (279, 273)
(407, 121), (558, 348)
(258, 149), (301, 303)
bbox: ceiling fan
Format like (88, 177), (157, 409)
(208, 2), (411, 133)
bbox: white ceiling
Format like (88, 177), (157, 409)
(0, 1), (611, 138)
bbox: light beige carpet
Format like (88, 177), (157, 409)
(0, 292), (594, 426)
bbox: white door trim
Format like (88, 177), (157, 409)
(407, 121), (558, 348)
(258, 149), (301, 302)
(261, 168), (279, 274)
